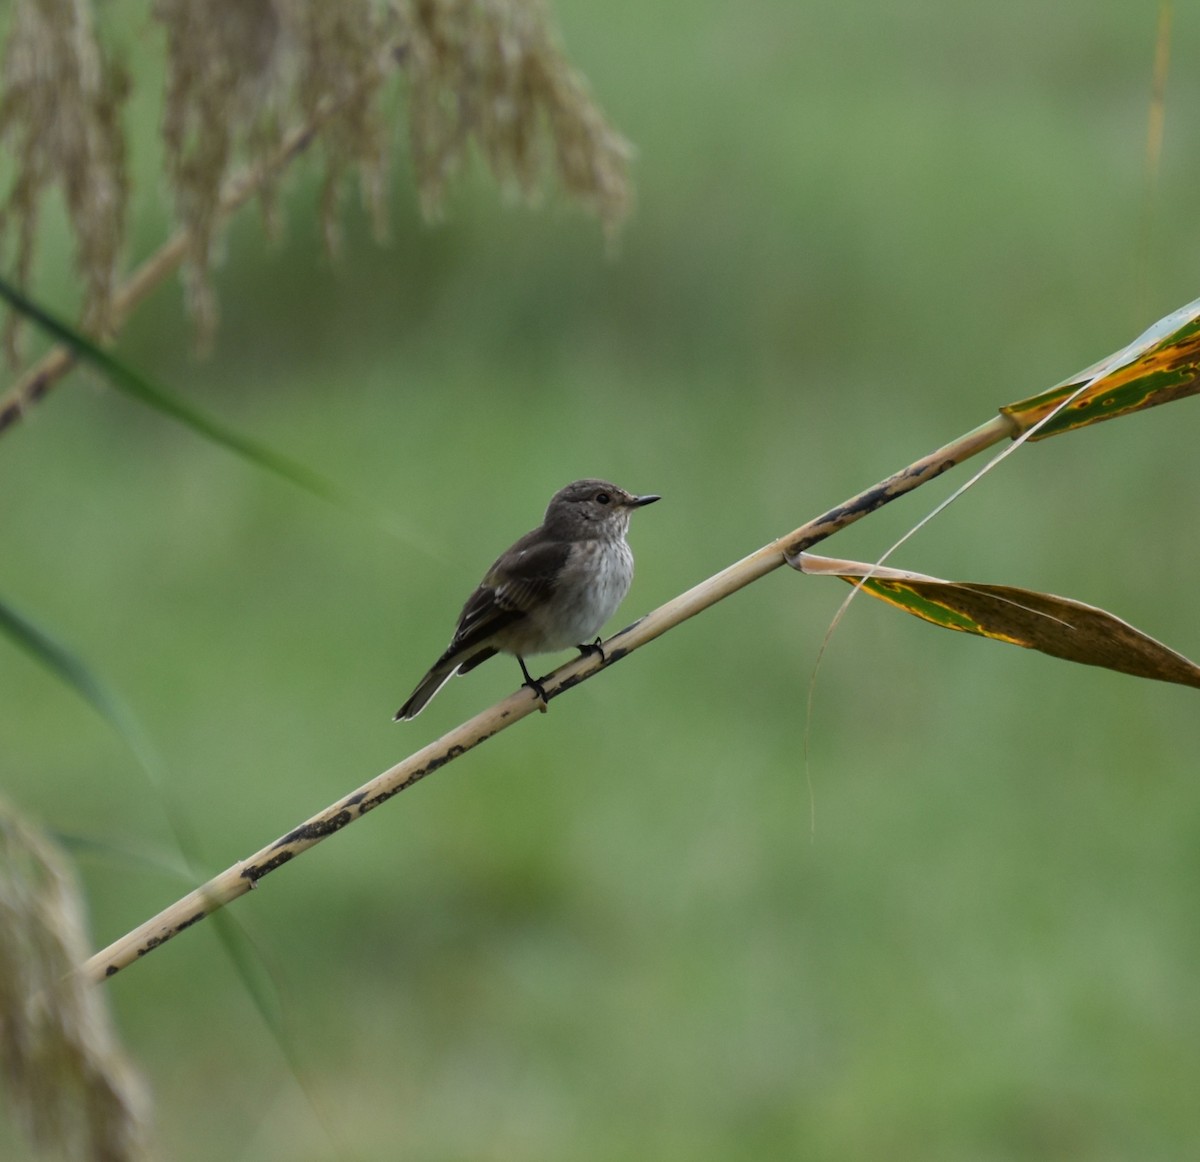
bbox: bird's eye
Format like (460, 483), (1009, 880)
(595, 491), (611, 505)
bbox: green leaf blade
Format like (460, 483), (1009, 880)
(1001, 296), (1200, 440)
(0, 274), (347, 505)
(798, 554), (1200, 691)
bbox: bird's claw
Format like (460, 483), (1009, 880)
(577, 637), (606, 664)
(525, 675), (549, 711)
(517, 656), (550, 711)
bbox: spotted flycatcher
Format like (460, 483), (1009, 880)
(395, 479), (660, 719)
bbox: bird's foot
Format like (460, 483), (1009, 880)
(577, 637), (606, 664)
(517, 657), (550, 712)
(525, 675), (549, 712)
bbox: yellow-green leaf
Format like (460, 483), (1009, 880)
(796, 554), (1200, 690)
(1001, 295), (1200, 440)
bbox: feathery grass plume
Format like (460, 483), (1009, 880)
(401, 0), (634, 234)
(0, 0), (129, 365)
(0, 0), (632, 384)
(292, 1), (394, 253)
(154, 0), (398, 340)
(0, 802), (152, 1161)
(155, 0), (288, 346)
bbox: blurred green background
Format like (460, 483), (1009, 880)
(4, 2), (1200, 1159)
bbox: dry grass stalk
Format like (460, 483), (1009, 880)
(0, 802), (152, 1159)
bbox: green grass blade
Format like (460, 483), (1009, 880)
(0, 594), (151, 757)
(0, 275), (347, 505)
(1, 594), (302, 1073)
(0, 593), (197, 849)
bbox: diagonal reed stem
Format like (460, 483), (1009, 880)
(83, 414), (1014, 983)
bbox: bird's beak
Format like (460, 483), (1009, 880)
(630, 493), (661, 507)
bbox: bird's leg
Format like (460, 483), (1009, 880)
(517, 655), (549, 711)
(576, 637), (606, 663)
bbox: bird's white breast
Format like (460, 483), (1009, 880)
(525, 537), (634, 653)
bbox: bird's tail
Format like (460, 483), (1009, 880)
(394, 658), (458, 721)
(393, 646), (499, 720)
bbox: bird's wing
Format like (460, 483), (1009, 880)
(447, 536), (570, 657)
